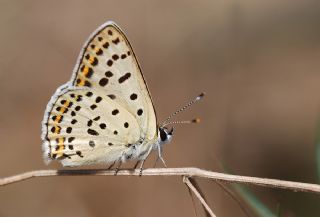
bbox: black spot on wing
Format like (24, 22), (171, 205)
(130, 93), (137, 100)
(91, 57), (98, 66)
(112, 54), (119, 61)
(66, 127), (72, 134)
(86, 92), (93, 97)
(112, 109), (119, 115)
(68, 137), (75, 143)
(137, 109), (143, 116)
(84, 81), (91, 87)
(107, 94), (116, 99)
(93, 116), (100, 121)
(105, 71), (113, 77)
(89, 141), (95, 147)
(95, 96), (102, 103)
(112, 37), (120, 44)
(96, 48), (103, 55)
(87, 129), (99, 136)
(90, 104), (97, 110)
(76, 151), (84, 157)
(76, 95), (83, 102)
(99, 123), (106, 129)
(103, 42), (109, 49)
(87, 120), (93, 127)
(99, 78), (109, 87)
(118, 72), (131, 83)
(67, 102), (73, 108)
(107, 59), (113, 67)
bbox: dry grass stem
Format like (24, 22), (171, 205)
(0, 167), (320, 196)
(184, 176), (216, 217)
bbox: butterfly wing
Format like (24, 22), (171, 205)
(71, 21), (157, 141)
(41, 21), (157, 166)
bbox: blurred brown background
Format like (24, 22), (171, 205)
(1, 0), (320, 216)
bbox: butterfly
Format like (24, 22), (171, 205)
(41, 21), (204, 172)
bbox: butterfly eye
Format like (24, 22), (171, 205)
(159, 128), (167, 142)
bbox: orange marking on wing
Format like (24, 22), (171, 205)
(89, 56), (95, 65)
(77, 78), (85, 86)
(50, 137), (65, 158)
(64, 101), (72, 107)
(55, 115), (62, 123)
(60, 107), (66, 113)
(82, 66), (90, 77)
(54, 126), (61, 134)
(56, 137), (65, 152)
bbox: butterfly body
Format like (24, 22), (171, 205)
(41, 21), (175, 168)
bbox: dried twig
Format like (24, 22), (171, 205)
(184, 176), (217, 217)
(0, 167), (320, 195)
(185, 182), (199, 217)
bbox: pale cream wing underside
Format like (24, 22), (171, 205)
(72, 22), (157, 141)
(41, 21), (157, 165)
(44, 88), (141, 166)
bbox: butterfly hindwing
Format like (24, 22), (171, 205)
(44, 88), (141, 166)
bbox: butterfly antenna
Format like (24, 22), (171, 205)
(162, 118), (201, 127)
(160, 92), (205, 127)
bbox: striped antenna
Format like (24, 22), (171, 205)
(162, 118), (201, 127)
(160, 93), (205, 127)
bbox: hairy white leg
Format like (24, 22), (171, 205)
(156, 143), (167, 168)
(133, 160), (141, 169)
(139, 145), (154, 176)
(108, 161), (116, 170)
(114, 159), (122, 175)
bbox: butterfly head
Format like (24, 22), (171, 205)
(158, 126), (174, 146)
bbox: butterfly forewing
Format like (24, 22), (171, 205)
(42, 22), (157, 165)
(72, 23), (157, 141)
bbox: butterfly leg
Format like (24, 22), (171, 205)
(133, 160), (141, 169)
(154, 143), (167, 168)
(108, 161), (116, 170)
(138, 146), (154, 176)
(114, 160), (122, 175)
(138, 160), (146, 176)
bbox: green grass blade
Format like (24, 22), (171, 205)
(231, 183), (278, 217)
(221, 163), (278, 217)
